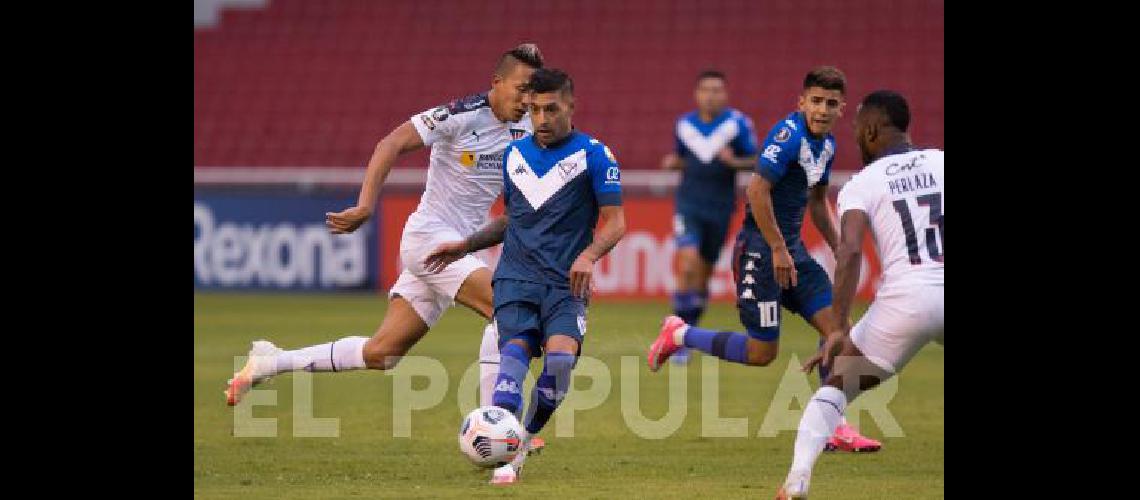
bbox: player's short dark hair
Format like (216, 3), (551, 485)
(696, 70), (726, 84)
(803, 66), (847, 94)
(861, 90), (911, 132)
(495, 43), (544, 76)
(529, 68), (574, 97)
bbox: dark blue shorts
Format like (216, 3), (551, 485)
(731, 231), (833, 342)
(674, 207), (732, 265)
(492, 278), (586, 356)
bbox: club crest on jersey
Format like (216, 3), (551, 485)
(510, 128), (528, 140)
(460, 150), (476, 168)
(557, 160), (578, 180)
(431, 106), (449, 123)
(775, 127), (791, 143)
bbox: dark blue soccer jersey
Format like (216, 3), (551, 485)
(742, 111), (837, 252)
(674, 108), (759, 214)
(495, 130), (622, 287)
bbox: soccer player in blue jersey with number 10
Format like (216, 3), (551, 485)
(424, 68), (626, 485)
(649, 66), (881, 453)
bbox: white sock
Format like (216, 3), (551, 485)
(510, 428), (531, 470)
(790, 386), (847, 475)
(673, 324), (690, 346)
(275, 336), (368, 374)
(479, 323), (501, 407)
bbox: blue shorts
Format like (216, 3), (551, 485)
(731, 231), (833, 342)
(674, 207), (732, 265)
(493, 278), (587, 356)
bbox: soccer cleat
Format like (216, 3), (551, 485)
(647, 316), (687, 372)
(527, 436), (545, 455)
(489, 463), (518, 485)
(225, 340), (282, 406)
(776, 470), (811, 499)
(824, 423), (882, 452)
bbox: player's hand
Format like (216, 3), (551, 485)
(802, 330), (847, 375)
(569, 254), (594, 299)
(772, 247), (797, 289)
(717, 147), (736, 164)
(325, 206), (372, 234)
(423, 241), (469, 274)
(660, 153), (681, 171)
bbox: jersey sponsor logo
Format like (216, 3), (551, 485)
(460, 150), (476, 168)
(775, 127), (791, 143)
(762, 144), (782, 164)
(885, 154), (927, 176)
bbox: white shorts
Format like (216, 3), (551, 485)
(850, 285), (944, 374)
(389, 216), (488, 327)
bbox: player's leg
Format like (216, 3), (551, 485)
(789, 258), (880, 452)
(448, 267), (502, 407)
(225, 273), (436, 405)
(406, 224), (503, 408)
(671, 211), (708, 327)
(780, 298), (924, 498)
(649, 232), (781, 369)
(495, 288), (586, 484)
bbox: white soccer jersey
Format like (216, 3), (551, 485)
(837, 149), (944, 295)
(408, 93), (533, 237)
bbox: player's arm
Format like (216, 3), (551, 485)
(422, 215), (509, 274)
(717, 149), (759, 170)
(660, 152), (684, 170)
(572, 205), (627, 297)
(803, 208), (869, 374)
(326, 122), (425, 234)
(746, 174), (796, 288)
(808, 184), (840, 253)
(718, 115), (760, 170)
(832, 209), (868, 332)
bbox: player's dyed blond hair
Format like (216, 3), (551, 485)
(495, 43), (544, 75)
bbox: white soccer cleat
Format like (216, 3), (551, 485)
(776, 470), (811, 499)
(225, 340), (282, 406)
(489, 463), (518, 485)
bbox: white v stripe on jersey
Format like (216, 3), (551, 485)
(798, 137), (834, 186)
(676, 119), (739, 163)
(506, 148), (588, 211)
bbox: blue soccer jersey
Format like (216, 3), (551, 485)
(674, 108), (759, 214)
(742, 111), (837, 254)
(495, 130), (622, 287)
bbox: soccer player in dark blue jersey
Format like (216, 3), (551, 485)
(648, 66), (881, 452)
(424, 68), (626, 485)
(660, 70), (759, 364)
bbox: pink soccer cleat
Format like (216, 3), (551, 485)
(647, 316), (687, 372)
(825, 423), (882, 452)
(527, 436), (545, 455)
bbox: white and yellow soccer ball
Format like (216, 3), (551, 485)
(458, 406), (523, 468)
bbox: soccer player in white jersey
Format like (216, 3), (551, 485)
(225, 45), (547, 451)
(777, 90), (943, 499)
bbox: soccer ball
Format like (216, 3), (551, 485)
(458, 406), (523, 468)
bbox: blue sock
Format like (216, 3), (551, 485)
(692, 290), (709, 326)
(682, 326), (750, 364)
(817, 337), (831, 383)
(492, 343), (530, 415)
(672, 290), (702, 325)
(522, 352), (576, 435)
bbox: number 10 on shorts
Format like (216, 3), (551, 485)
(758, 301), (778, 327)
